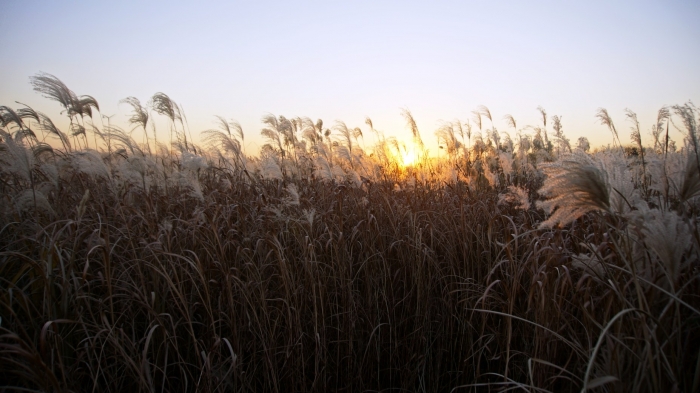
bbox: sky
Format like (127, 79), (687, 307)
(1, 0), (698, 155)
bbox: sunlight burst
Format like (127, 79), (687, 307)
(401, 147), (418, 167)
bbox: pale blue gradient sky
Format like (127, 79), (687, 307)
(1, 0), (698, 154)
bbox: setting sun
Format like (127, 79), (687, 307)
(1, 1), (698, 391)
(401, 148), (417, 167)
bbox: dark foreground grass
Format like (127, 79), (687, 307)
(1, 171), (698, 392)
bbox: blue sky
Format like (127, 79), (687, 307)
(1, 0), (698, 154)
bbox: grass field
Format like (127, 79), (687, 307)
(1, 74), (699, 392)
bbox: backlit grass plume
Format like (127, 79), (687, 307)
(30, 72), (99, 121)
(537, 151), (611, 228)
(596, 107), (621, 148)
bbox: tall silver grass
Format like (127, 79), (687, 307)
(537, 151), (610, 228)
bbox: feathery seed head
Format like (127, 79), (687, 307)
(537, 151), (611, 228)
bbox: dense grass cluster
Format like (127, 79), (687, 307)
(1, 74), (699, 392)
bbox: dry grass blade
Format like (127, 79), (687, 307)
(38, 113), (71, 151)
(581, 308), (638, 392)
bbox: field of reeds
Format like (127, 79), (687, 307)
(1, 73), (699, 392)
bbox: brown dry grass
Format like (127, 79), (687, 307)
(1, 77), (699, 392)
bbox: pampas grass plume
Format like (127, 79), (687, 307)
(537, 151), (610, 228)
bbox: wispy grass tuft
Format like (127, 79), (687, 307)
(536, 151), (610, 228)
